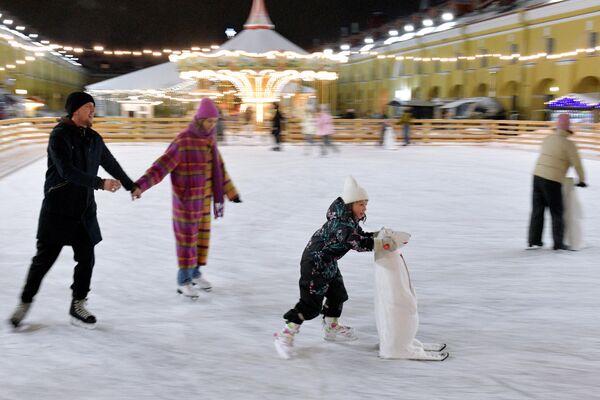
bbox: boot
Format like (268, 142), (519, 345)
(192, 276), (212, 292)
(9, 302), (32, 328)
(323, 317), (357, 341)
(70, 298), (97, 329)
(177, 282), (200, 299)
(274, 322), (300, 359)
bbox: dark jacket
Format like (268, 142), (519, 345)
(272, 110), (284, 131)
(300, 197), (374, 285)
(37, 118), (135, 246)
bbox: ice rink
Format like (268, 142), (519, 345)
(1, 142), (599, 400)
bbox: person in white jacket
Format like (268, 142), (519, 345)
(301, 106), (316, 155)
(528, 114), (587, 250)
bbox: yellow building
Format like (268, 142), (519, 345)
(0, 27), (87, 113)
(336, 0), (600, 120)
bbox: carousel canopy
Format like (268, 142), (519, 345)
(219, 29), (307, 55)
(547, 93), (600, 109)
(221, 0), (305, 55)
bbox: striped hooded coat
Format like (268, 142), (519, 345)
(135, 101), (238, 270)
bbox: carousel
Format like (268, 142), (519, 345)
(87, 0), (346, 121)
(170, 0), (345, 122)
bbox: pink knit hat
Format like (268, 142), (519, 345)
(195, 98), (219, 119)
(557, 113), (570, 131)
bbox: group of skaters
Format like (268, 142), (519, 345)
(7, 92), (588, 362)
(239, 103), (340, 155)
(9, 92), (241, 329)
(241, 103), (415, 154)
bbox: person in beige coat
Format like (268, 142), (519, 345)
(528, 114), (587, 250)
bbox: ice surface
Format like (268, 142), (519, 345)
(1, 143), (599, 400)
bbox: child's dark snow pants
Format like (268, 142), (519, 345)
(283, 262), (349, 325)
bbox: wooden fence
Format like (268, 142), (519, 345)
(2, 117), (599, 153)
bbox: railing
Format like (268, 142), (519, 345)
(1, 117), (599, 153)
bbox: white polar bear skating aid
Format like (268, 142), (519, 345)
(563, 177), (584, 251)
(383, 126), (396, 150)
(374, 230), (448, 361)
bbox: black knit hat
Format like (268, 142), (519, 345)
(65, 92), (95, 116)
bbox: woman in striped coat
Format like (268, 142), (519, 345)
(135, 98), (240, 298)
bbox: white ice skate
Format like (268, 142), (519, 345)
(323, 318), (357, 342)
(192, 276), (212, 292)
(274, 323), (299, 359)
(177, 283), (200, 299)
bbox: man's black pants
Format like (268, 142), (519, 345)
(528, 175), (564, 249)
(20, 235), (95, 303)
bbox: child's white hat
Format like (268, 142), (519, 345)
(342, 175), (369, 204)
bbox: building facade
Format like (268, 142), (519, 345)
(336, 0), (600, 120)
(1, 28), (87, 113)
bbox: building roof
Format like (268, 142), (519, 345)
(86, 62), (190, 91)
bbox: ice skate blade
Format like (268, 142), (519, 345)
(423, 343), (447, 352)
(176, 289), (200, 300)
(70, 317), (96, 330)
(191, 282), (212, 292)
(409, 351), (449, 361)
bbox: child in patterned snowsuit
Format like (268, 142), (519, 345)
(274, 176), (398, 359)
(135, 98), (240, 298)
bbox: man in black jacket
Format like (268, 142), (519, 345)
(9, 92), (141, 329)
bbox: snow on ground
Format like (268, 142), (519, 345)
(1, 142), (599, 400)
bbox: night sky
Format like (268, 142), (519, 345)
(1, 0), (421, 49)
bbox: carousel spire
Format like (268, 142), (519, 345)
(243, 0), (275, 30)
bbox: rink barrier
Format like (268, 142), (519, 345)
(1, 117), (599, 152)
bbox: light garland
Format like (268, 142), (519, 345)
(367, 47), (600, 64)
(1, 26), (81, 69)
(169, 49), (347, 63)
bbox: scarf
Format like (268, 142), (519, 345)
(188, 119), (225, 218)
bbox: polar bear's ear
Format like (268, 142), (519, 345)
(376, 227), (393, 239)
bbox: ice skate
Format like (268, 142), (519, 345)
(192, 276), (212, 292)
(274, 322), (299, 360)
(9, 302), (32, 328)
(177, 283), (200, 299)
(70, 298), (97, 329)
(526, 242), (543, 250)
(323, 318), (357, 342)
